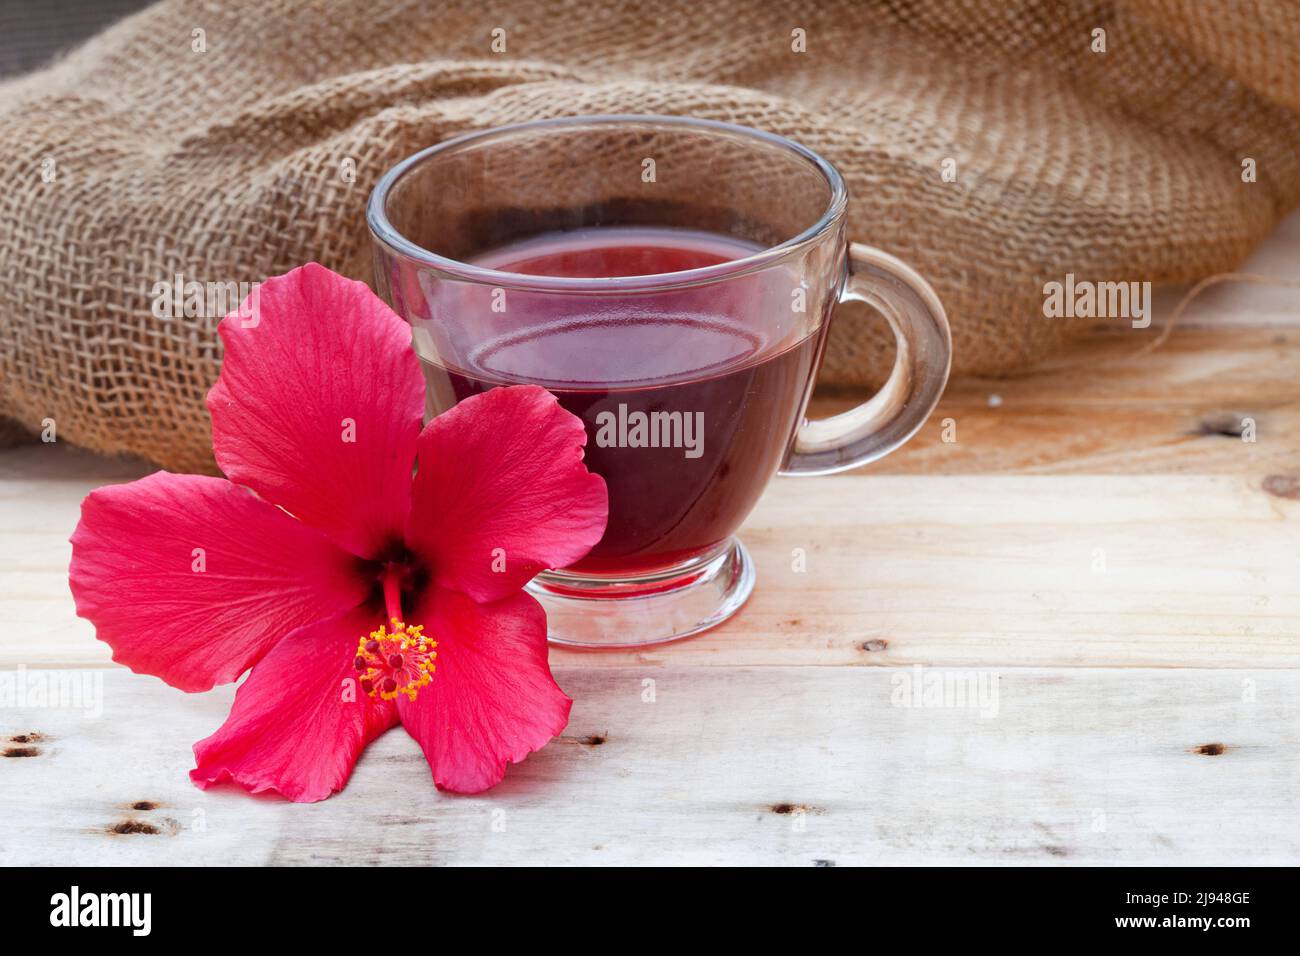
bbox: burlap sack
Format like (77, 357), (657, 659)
(1, 0), (1297, 472)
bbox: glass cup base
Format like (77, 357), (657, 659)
(527, 538), (755, 649)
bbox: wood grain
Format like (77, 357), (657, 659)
(1, 211), (1297, 865)
(1, 667), (1294, 866)
(7, 446), (1296, 671)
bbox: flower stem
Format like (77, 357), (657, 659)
(382, 563), (404, 623)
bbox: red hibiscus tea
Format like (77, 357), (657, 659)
(415, 227), (829, 575)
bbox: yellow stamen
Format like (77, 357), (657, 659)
(354, 617), (437, 702)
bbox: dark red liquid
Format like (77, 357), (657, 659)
(419, 228), (826, 575)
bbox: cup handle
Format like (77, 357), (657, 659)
(780, 242), (952, 475)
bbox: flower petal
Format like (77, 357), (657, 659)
(70, 472), (369, 693)
(398, 587), (570, 793)
(207, 263), (425, 559)
(406, 385), (607, 602)
(191, 606), (398, 803)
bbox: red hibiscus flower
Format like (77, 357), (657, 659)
(68, 264), (607, 801)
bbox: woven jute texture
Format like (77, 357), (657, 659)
(1, 0), (1297, 471)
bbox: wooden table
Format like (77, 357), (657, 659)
(3, 215), (1298, 866)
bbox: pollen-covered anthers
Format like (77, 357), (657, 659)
(354, 618), (437, 702)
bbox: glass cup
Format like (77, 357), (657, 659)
(368, 115), (950, 648)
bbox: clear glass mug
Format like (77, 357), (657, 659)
(368, 116), (950, 648)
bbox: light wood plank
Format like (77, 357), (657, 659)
(1, 666), (1294, 866)
(817, 326), (1300, 475)
(7, 445), (1297, 670)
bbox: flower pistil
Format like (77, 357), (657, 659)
(355, 618), (437, 701)
(354, 562), (436, 701)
